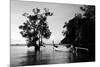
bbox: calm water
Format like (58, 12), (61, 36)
(10, 45), (90, 67)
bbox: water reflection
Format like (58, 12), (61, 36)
(20, 46), (75, 66)
(10, 46), (91, 67)
(20, 50), (41, 65)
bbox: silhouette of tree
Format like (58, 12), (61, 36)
(80, 5), (95, 61)
(61, 5), (95, 61)
(61, 13), (83, 45)
(19, 8), (53, 51)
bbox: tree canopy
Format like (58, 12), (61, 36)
(19, 8), (53, 49)
(61, 5), (95, 61)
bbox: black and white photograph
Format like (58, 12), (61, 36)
(10, 0), (95, 67)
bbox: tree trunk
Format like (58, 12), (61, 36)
(41, 35), (42, 46)
(34, 44), (40, 51)
(37, 31), (41, 51)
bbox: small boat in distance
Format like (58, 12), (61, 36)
(53, 44), (73, 52)
(54, 47), (71, 52)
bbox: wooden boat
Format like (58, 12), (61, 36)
(54, 46), (72, 52)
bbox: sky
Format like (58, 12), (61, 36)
(11, 0), (83, 44)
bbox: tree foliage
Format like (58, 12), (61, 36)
(19, 8), (53, 48)
(61, 5), (95, 60)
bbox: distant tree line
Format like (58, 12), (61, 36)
(61, 5), (95, 61)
